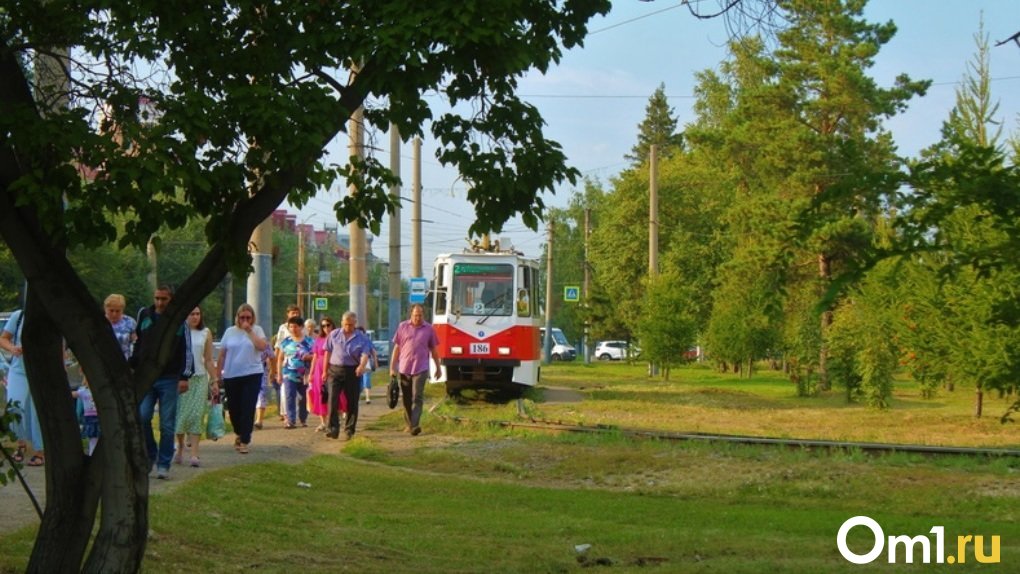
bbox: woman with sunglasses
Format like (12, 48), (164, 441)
(216, 303), (268, 454)
(307, 317), (335, 432)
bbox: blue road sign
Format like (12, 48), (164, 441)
(409, 277), (428, 304)
(564, 286), (580, 302)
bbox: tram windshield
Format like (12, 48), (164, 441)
(452, 263), (514, 317)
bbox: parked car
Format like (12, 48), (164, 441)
(539, 327), (576, 361)
(595, 340), (639, 361)
(372, 340), (391, 366)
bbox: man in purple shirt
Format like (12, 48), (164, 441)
(389, 304), (441, 436)
(324, 311), (372, 440)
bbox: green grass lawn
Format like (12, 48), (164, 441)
(534, 362), (1020, 448)
(0, 362), (1017, 572)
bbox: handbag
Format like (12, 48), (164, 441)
(387, 375), (400, 409)
(206, 402), (226, 441)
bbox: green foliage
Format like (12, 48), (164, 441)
(0, 244), (24, 310)
(625, 82), (684, 166)
(825, 265), (900, 407)
(636, 273), (698, 369)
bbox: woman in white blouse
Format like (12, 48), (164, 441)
(174, 307), (217, 465)
(216, 303), (267, 454)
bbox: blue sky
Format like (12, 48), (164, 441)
(297, 0), (1020, 277)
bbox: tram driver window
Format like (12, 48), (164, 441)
(452, 263), (513, 316)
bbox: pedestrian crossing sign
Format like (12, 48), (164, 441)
(564, 286), (580, 302)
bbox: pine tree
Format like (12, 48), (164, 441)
(625, 83), (684, 166)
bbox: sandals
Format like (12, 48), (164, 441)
(26, 454), (44, 467)
(237, 444), (250, 454)
(234, 437), (242, 451)
(12, 445), (26, 463)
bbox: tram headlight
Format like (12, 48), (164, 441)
(450, 346), (464, 355)
(498, 347), (511, 356)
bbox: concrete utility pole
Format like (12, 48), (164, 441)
(348, 104), (368, 326)
(388, 125), (402, 336)
(411, 136), (423, 278)
(542, 220), (554, 365)
(583, 207), (591, 364)
(296, 224), (305, 310)
(648, 144), (659, 377)
(649, 144), (659, 278)
(247, 217), (273, 337)
(146, 239), (158, 291)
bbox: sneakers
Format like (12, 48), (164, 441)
(156, 467), (170, 480)
(190, 457), (200, 468)
(411, 427), (422, 436)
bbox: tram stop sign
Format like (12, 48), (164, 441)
(314, 297), (328, 311)
(409, 277), (428, 304)
(564, 286), (580, 303)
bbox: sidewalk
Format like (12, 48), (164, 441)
(0, 391), (397, 535)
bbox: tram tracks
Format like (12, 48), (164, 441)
(433, 403), (1020, 458)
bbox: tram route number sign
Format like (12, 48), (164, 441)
(564, 286), (580, 303)
(470, 343), (490, 354)
(409, 277), (428, 304)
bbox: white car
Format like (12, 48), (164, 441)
(595, 340), (638, 361)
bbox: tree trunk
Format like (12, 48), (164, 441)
(975, 386), (983, 418)
(818, 253), (832, 391)
(22, 291), (95, 572)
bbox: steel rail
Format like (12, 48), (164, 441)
(438, 414), (1020, 458)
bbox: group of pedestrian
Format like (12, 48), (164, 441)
(1, 289), (442, 478)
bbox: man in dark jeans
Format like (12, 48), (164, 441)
(389, 303), (441, 436)
(132, 285), (193, 479)
(324, 311), (371, 441)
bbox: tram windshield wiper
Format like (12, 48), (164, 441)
(476, 292), (509, 325)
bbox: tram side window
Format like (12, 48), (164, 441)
(517, 266), (532, 317)
(434, 264), (448, 315)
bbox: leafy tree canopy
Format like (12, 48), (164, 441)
(0, 2), (612, 570)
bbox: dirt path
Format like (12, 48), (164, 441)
(0, 390), (407, 536)
(0, 386), (583, 536)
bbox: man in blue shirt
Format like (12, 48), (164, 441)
(324, 311), (371, 440)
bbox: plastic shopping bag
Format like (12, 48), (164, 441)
(206, 403), (226, 441)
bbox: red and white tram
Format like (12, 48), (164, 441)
(431, 246), (541, 395)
